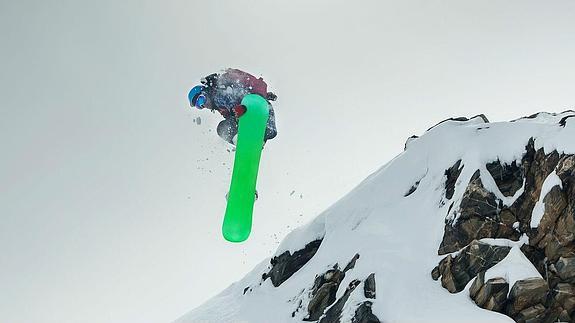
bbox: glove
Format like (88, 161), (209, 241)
(232, 105), (247, 117)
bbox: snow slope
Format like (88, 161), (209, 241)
(177, 111), (575, 323)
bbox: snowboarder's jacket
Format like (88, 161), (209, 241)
(200, 68), (277, 144)
(201, 69), (276, 117)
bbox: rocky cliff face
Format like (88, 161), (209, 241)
(178, 111), (575, 323)
(262, 247), (379, 323)
(433, 135), (575, 323)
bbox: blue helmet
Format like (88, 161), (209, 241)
(188, 85), (206, 108)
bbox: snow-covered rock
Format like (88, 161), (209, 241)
(177, 111), (575, 323)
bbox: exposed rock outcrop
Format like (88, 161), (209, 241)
(469, 271), (509, 313)
(318, 279), (361, 323)
(439, 171), (520, 255)
(404, 135), (419, 151)
(352, 302), (380, 323)
(506, 278), (549, 318)
(433, 240), (511, 293)
(555, 257), (575, 282)
(404, 180), (420, 197)
(263, 239), (323, 287)
(317, 276), (380, 323)
(486, 160), (524, 197)
(260, 239), (380, 322)
(306, 267), (346, 321)
(444, 160), (463, 200)
(435, 136), (575, 322)
(297, 254), (381, 323)
(364, 273), (376, 299)
(427, 114), (490, 132)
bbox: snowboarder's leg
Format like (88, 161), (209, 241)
(217, 118), (238, 145)
(264, 105), (277, 142)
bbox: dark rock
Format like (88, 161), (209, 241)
(431, 266), (441, 281)
(531, 185), (568, 249)
(343, 254), (360, 272)
(433, 255), (453, 288)
(509, 141), (561, 232)
(427, 114), (490, 132)
(559, 115), (575, 127)
(319, 280), (380, 323)
(404, 135), (419, 150)
(520, 244), (547, 277)
(306, 252), (370, 321)
(542, 184), (568, 218)
(458, 171), (500, 220)
(352, 301), (380, 323)
(506, 278), (549, 317)
(444, 160), (463, 200)
(547, 214), (575, 261)
(480, 286), (508, 313)
(555, 156), (575, 256)
(439, 171), (519, 254)
(550, 283), (575, 310)
(476, 114), (491, 123)
(435, 240), (511, 293)
(404, 180), (420, 197)
(513, 304), (546, 323)
(511, 111), (574, 124)
(364, 273), (376, 299)
(499, 208), (518, 227)
(525, 113), (543, 119)
(486, 160), (524, 197)
(319, 279), (361, 323)
(555, 257), (575, 281)
(557, 308), (572, 323)
(311, 269), (345, 294)
(556, 155), (575, 182)
(469, 271), (486, 299)
(292, 299), (303, 318)
(264, 239), (322, 287)
(561, 300), (575, 320)
(435, 137), (575, 321)
(305, 267), (345, 321)
(307, 281), (340, 321)
(437, 226), (464, 256)
(470, 272), (509, 313)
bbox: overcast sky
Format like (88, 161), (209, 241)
(1, 1), (575, 323)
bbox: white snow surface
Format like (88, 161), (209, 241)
(483, 245), (542, 297)
(530, 170), (564, 228)
(178, 112), (575, 323)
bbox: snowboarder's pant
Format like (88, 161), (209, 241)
(217, 106), (277, 145)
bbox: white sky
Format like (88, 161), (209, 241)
(1, 1), (574, 323)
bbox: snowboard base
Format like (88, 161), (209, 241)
(222, 94), (269, 242)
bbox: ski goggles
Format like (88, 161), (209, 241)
(194, 94), (207, 109)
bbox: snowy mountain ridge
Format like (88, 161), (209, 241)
(179, 111), (575, 323)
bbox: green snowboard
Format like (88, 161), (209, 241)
(222, 94), (270, 242)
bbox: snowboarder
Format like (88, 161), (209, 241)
(188, 68), (277, 145)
